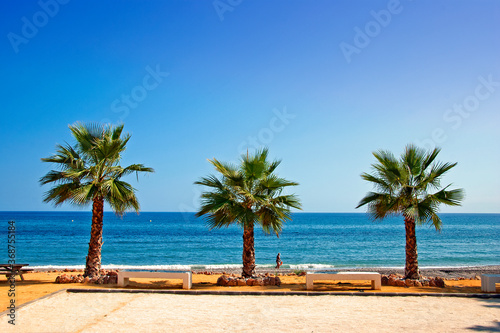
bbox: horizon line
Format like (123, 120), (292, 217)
(1, 210), (498, 215)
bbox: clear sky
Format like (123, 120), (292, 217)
(1, 0), (499, 213)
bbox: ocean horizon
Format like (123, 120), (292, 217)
(1, 212), (499, 270)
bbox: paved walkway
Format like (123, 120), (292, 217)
(1, 291), (499, 332)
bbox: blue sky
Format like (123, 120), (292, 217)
(1, 0), (499, 213)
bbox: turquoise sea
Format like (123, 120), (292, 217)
(1, 212), (499, 270)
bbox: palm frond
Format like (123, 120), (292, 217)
(402, 144), (425, 176)
(267, 159), (281, 175)
(422, 147), (441, 171)
(108, 164), (154, 180)
(39, 170), (69, 185)
(194, 175), (224, 189)
(258, 175), (299, 195)
(209, 158), (239, 180)
(105, 179), (140, 215)
(69, 122), (102, 154)
(360, 173), (393, 193)
(423, 162), (458, 189)
(257, 204), (291, 235)
(270, 194), (302, 210)
(110, 123), (125, 140)
(356, 191), (383, 209)
(42, 182), (88, 206)
(428, 187), (465, 206)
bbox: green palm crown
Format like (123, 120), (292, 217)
(357, 144), (464, 230)
(40, 122), (153, 214)
(195, 148), (302, 235)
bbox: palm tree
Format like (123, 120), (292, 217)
(40, 123), (153, 278)
(356, 145), (464, 279)
(195, 149), (301, 278)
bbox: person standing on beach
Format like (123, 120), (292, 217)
(276, 253), (283, 269)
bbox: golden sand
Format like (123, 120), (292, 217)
(0, 270), (486, 310)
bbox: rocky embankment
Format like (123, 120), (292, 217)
(54, 269), (118, 284)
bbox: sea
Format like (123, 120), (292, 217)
(1, 212), (499, 271)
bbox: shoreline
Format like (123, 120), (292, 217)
(30, 264), (500, 279)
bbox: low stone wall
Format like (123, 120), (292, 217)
(381, 274), (447, 287)
(217, 274), (281, 287)
(55, 270), (118, 284)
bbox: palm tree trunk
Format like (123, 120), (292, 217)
(84, 196), (104, 278)
(242, 222), (256, 278)
(404, 215), (420, 279)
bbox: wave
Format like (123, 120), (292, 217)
(30, 263), (337, 271)
(30, 264), (242, 271)
(30, 263), (490, 271)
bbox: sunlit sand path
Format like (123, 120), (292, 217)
(2, 292), (499, 332)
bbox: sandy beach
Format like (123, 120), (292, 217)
(1, 266), (499, 310)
